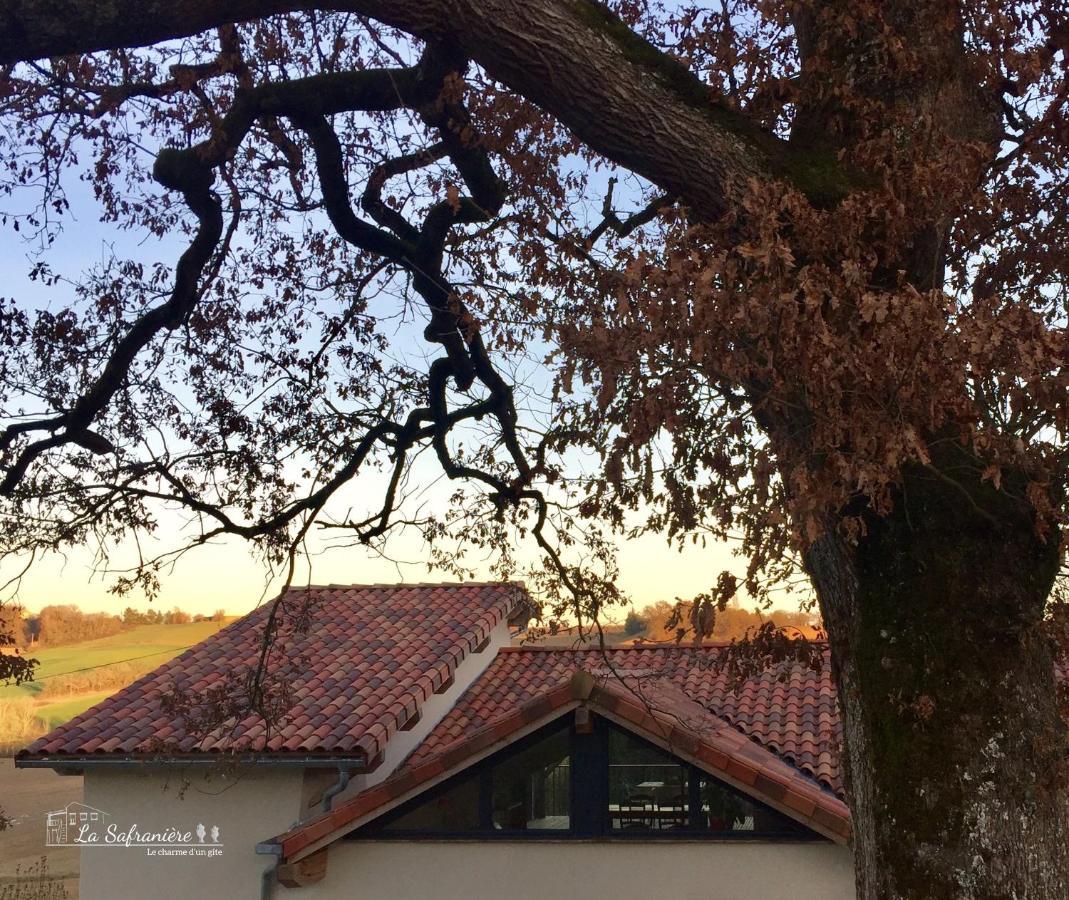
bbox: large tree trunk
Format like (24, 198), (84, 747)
(789, 4), (1069, 892)
(807, 456), (1069, 899)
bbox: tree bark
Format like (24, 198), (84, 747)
(807, 454), (1069, 899)
(790, 5), (1069, 889)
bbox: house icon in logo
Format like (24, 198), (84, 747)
(46, 802), (109, 846)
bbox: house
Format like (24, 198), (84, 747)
(16, 583), (855, 899)
(45, 801), (110, 846)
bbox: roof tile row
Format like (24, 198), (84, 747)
(20, 583), (525, 763)
(408, 644), (842, 793)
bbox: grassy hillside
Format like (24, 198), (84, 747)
(36, 691), (117, 729)
(0, 620), (228, 700)
(0, 762), (82, 897)
(0, 620), (232, 751)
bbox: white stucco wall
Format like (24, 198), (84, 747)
(75, 623), (512, 900)
(81, 766), (305, 900)
(295, 841), (856, 900)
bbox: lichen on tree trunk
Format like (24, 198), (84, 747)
(807, 452), (1069, 899)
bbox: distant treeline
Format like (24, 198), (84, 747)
(626, 600), (819, 643)
(0, 604), (227, 648)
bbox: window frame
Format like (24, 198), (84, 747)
(348, 715), (826, 842)
(361, 719), (573, 838)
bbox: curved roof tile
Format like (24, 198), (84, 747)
(18, 582), (525, 763)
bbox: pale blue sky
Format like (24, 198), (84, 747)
(0, 40), (802, 621)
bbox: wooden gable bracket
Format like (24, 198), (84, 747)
(277, 846), (328, 889)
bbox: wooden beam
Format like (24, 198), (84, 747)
(277, 847), (328, 888)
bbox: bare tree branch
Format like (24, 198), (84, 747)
(0, 0), (858, 212)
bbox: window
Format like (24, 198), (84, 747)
(491, 726), (570, 830)
(601, 725), (809, 836)
(697, 775), (807, 836)
(381, 774), (481, 832)
(354, 716), (821, 841)
(373, 721), (571, 835)
(608, 728), (689, 831)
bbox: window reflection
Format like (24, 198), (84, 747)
(699, 775), (807, 835)
(608, 728), (689, 831)
(492, 727), (570, 830)
(382, 774), (480, 831)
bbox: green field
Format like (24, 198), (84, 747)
(34, 691), (118, 729)
(0, 620), (234, 749)
(0, 620), (229, 702)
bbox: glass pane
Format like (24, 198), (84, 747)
(608, 728), (689, 831)
(382, 774), (481, 832)
(492, 726), (570, 830)
(698, 775), (807, 835)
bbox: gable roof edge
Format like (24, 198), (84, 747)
(265, 682), (580, 862)
(264, 669), (850, 864)
(585, 678), (851, 844)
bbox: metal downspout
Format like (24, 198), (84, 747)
(321, 766), (353, 811)
(260, 856), (278, 900)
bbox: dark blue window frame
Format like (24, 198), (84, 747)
(348, 714), (826, 841)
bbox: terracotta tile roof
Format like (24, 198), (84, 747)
(266, 666), (850, 862)
(408, 645), (842, 794)
(18, 583), (526, 763)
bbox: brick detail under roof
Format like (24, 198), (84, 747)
(19, 583), (524, 762)
(408, 645), (842, 793)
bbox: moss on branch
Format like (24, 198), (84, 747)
(572, 0), (860, 207)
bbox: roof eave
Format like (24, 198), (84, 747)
(15, 753), (367, 771)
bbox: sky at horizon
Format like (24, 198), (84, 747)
(5, 522), (766, 619)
